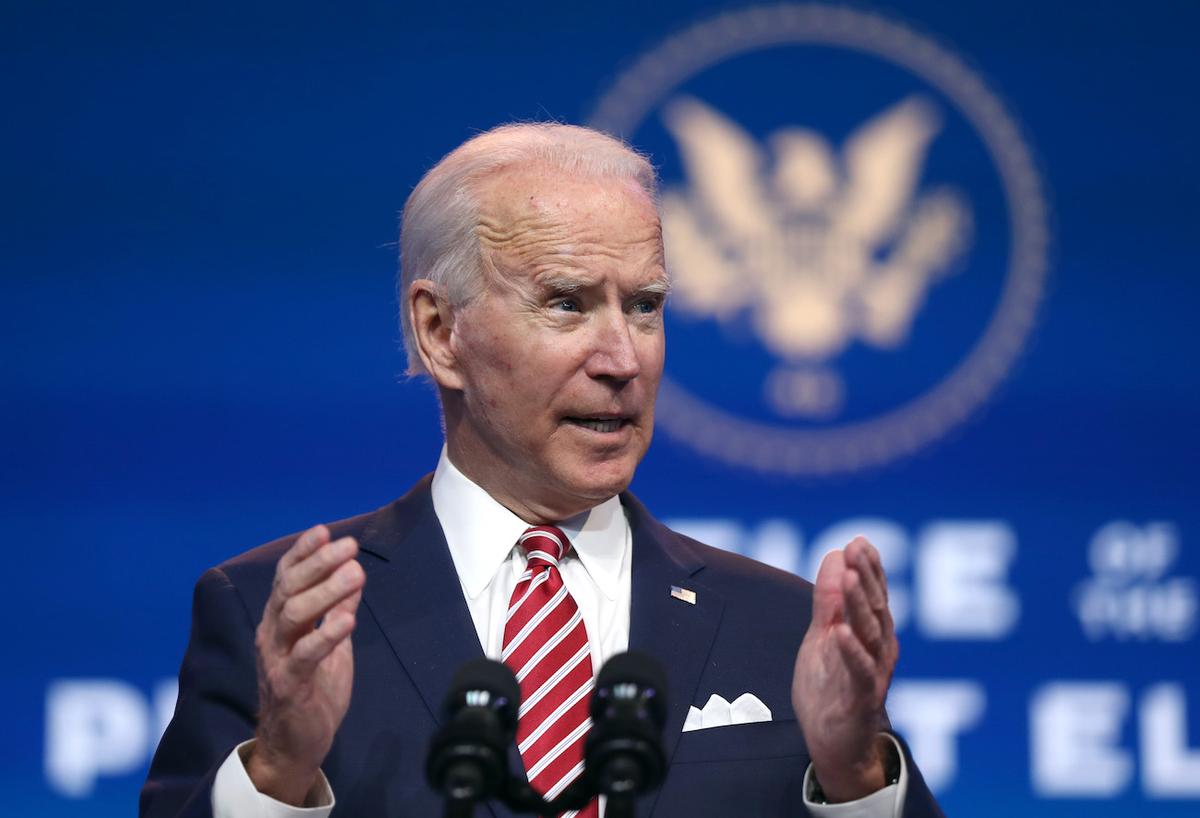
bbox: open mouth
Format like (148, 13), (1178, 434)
(565, 417), (629, 433)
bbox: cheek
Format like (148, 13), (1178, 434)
(459, 321), (518, 375)
(483, 333), (515, 368)
(640, 333), (666, 375)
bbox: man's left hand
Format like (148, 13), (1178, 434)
(791, 536), (898, 802)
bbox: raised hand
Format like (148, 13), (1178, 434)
(246, 524), (365, 806)
(791, 536), (898, 802)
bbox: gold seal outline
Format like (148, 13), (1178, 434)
(589, 3), (1051, 476)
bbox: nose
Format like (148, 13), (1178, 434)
(586, 310), (641, 382)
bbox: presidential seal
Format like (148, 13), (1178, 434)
(589, 3), (1049, 475)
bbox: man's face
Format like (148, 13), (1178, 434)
(445, 166), (667, 520)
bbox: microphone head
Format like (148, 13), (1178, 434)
(586, 651), (669, 796)
(427, 659), (520, 800)
(443, 658), (521, 733)
(592, 650), (668, 727)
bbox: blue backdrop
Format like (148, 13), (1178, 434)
(3, 1), (1198, 816)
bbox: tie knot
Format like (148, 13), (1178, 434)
(518, 526), (571, 566)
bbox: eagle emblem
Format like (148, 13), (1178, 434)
(661, 95), (973, 417)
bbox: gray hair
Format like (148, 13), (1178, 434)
(398, 122), (658, 375)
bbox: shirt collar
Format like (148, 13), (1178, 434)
(430, 447), (627, 602)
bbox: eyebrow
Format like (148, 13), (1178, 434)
(535, 273), (672, 298)
(536, 272), (598, 295)
(636, 277), (672, 297)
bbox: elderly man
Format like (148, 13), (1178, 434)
(141, 123), (941, 817)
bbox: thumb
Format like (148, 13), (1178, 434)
(812, 549), (847, 629)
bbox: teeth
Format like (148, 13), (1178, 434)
(573, 418), (622, 433)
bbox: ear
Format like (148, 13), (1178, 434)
(409, 278), (466, 390)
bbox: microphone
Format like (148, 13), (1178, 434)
(427, 652), (669, 818)
(584, 651), (668, 805)
(425, 659), (520, 808)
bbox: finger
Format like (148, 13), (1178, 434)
(289, 609), (357, 675)
(843, 568), (885, 659)
(278, 524), (331, 572)
(850, 542), (896, 651)
(859, 539), (889, 608)
(279, 536), (359, 598)
(332, 585), (363, 617)
(275, 560), (365, 644)
(834, 622), (877, 693)
(848, 540), (888, 615)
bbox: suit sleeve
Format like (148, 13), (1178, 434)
(891, 730), (944, 818)
(140, 567), (261, 818)
(799, 732), (943, 818)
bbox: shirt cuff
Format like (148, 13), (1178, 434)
(212, 739), (335, 818)
(802, 733), (908, 818)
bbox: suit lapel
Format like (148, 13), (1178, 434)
(623, 493), (724, 816)
(356, 478), (520, 818)
(357, 476), (484, 725)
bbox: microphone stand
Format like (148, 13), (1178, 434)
(443, 799), (477, 818)
(440, 753), (502, 818)
(605, 795), (635, 818)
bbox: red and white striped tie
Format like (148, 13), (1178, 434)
(502, 526), (598, 818)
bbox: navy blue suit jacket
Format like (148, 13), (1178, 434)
(141, 476), (942, 817)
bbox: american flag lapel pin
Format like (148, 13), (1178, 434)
(670, 585), (697, 605)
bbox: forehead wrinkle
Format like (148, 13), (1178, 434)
(477, 214), (663, 282)
(473, 169), (666, 294)
(473, 218), (568, 303)
(537, 223), (669, 295)
(477, 211), (575, 264)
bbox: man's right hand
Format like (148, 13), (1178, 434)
(246, 524), (365, 806)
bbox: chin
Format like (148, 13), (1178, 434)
(563, 459), (638, 503)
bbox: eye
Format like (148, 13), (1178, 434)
(632, 296), (663, 315)
(552, 297), (582, 313)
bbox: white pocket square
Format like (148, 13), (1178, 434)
(682, 693), (772, 732)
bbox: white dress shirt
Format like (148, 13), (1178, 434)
(212, 449), (905, 817)
(432, 448), (631, 672)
